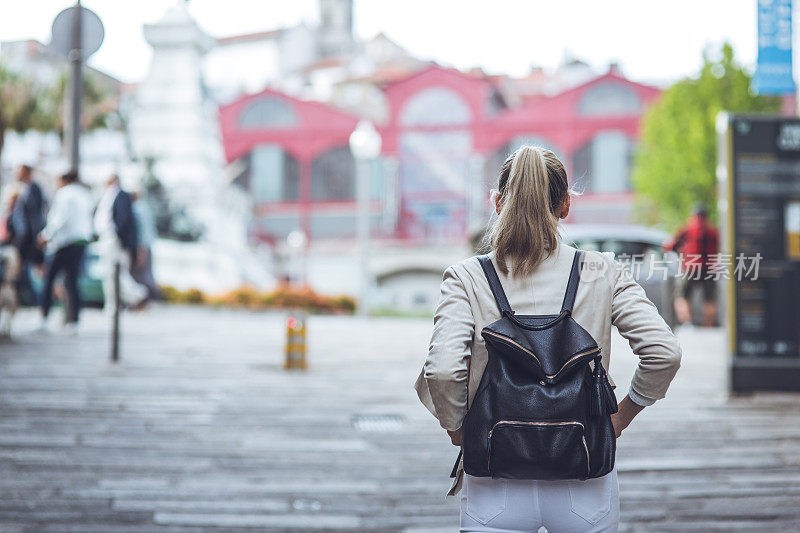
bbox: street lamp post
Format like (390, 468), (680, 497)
(51, 2), (104, 175)
(349, 121), (382, 318)
(67, 0), (83, 174)
(286, 229), (307, 286)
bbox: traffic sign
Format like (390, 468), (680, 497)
(50, 5), (104, 58)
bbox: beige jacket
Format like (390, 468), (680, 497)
(414, 242), (682, 493)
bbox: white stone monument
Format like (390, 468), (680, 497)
(128, 2), (267, 292)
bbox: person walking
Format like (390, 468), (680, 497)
(8, 164), (46, 306)
(670, 204), (719, 327)
(1, 188), (21, 245)
(37, 171), (92, 333)
(0, 188), (23, 336)
(130, 191), (160, 301)
(415, 146), (682, 532)
(94, 174), (147, 313)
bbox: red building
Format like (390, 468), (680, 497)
(219, 64), (661, 246)
(219, 88), (363, 244)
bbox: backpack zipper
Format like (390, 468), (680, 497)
(487, 420), (591, 477)
(482, 330), (600, 380)
(488, 420), (584, 438)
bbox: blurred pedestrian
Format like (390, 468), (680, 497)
(94, 174), (147, 313)
(0, 188), (23, 337)
(8, 165), (46, 306)
(416, 146), (681, 532)
(670, 203), (719, 327)
(130, 191), (160, 301)
(1, 187), (21, 245)
(37, 171), (92, 334)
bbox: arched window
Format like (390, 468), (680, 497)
(572, 131), (634, 193)
(399, 130), (472, 241)
(577, 83), (641, 116)
(249, 144), (299, 202)
(400, 86), (472, 126)
(311, 146), (355, 200)
(239, 97), (299, 129)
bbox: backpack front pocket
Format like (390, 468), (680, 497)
(488, 420), (590, 480)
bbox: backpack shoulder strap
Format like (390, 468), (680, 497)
(560, 250), (584, 314)
(477, 255), (513, 315)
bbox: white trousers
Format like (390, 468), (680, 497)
(460, 469), (619, 533)
(99, 241), (147, 310)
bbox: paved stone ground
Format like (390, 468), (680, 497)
(0, 305), (799, 532)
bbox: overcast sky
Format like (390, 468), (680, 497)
(0, 0), (763, 85)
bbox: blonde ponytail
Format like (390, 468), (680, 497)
(490, 145), (568, 277)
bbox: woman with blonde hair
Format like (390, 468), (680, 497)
(415, 146), (681, 532)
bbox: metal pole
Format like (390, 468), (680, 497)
(356, 157), (370, 317)
(67, 1), (83, 174)
(111, 261), (120, 362)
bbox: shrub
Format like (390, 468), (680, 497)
(161, 285), (205, 304)
(209, 286), (262, 308)
(183, 288), (205, 304)
(329, 295), (356, 313)
(160, 285), (182, 303)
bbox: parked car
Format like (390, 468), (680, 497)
(78, 243), (105, 307)
(31, 242), (105, 309)
(560, 224), (678, 329)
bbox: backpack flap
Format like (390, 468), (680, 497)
(481, 314), (600, 385)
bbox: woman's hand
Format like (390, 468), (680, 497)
(610, 394), (645, 438)
(447, 428), (462, 446)
(610, 412), (625, 438)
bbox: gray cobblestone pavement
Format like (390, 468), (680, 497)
(0, 306), (799, 532)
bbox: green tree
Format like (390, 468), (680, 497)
(36, 70), (116, 137)
(0, 64), (46, 177)
(632, 43), (781, 230)
(0, 63), (114, 184)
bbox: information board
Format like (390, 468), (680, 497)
(719, 114), (800, 391)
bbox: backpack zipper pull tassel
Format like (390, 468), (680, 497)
(589, 353), (618, 416)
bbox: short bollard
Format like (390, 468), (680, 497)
(284, 313), (307, 370)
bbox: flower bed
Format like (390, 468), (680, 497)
(159, 284), (356, 314)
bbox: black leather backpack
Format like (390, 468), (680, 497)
(456, 250), (618, 480)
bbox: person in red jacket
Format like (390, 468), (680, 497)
(670, 204), (719, 327)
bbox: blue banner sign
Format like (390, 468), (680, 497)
(754, 0), (795, 95)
